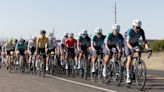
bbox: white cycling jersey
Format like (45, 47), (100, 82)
(28, 40), (37, 50)
(47, 36), (57, 50)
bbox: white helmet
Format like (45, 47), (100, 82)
(81, 29), (88, 35)
(133, 19), (142, 27)
(112, 24), (120, 32)
(69, 33), (74, 38)
(64, 32), (69, 37)
(49, 32), (54, 37)
(78, 32), (82, 36)
(95, 28), (102, 34)
(31, 36), (37, 40)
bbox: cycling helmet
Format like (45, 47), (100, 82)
(133, 19), (142, 27)
(49, 32), (54, 37)
(40, 30), (46, 34)
(112, 24), (120, 33)
(81, 29), (88, 35)
(95, 28), (102, 34)
(69, 33), (74, 38)
(31, 36), (37, 40)
(64, 32), (69, 37)
(78, 32), (82, 36)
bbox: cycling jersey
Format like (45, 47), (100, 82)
(47, 36), (57, 50)
(91, 35), (106, 48)
(124, 28), (147, 55)
(16, 42), (27, 51)
(28, 40), (36, 49)
(28, 40), (36, 54)
(65, 38), (77, 48)
(106, 33), (124, 47)
(5, 43), (15, 51)
(124, 28), (147, 45)
(16, 42), (27, 55)
(61, 37), (67, 45)
(78, 35), (91, 47)
(37, 36), (49, 48)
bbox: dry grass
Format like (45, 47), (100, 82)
(142, 52), (164, 71)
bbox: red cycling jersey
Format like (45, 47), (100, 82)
(65, 38), (77, 48)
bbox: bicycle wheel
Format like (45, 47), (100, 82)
(70, 59), (75, 78)
(84, 60), (89, 80)
(7, 56), (11, 72)
(135, 60), (147, 90)
(122, 61), (132, 88)
(90, 63), (96, 82)
(79, 58), (85, 78)
(98, 60), (104, 83)
(104, 62), (112, 84)
(113, 60), (122, 86)
(41, 59), (45, 78)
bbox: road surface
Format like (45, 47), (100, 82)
(0, 68), (164, 92)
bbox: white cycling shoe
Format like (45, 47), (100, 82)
(126, 78), (131, 84)
(91, 66), (95, 73)
(102, 69), (106, 77)
(46, 65), (49, 71)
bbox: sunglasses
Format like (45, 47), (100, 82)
(98, 33), (102, 35)
(136, 27), (141, 29)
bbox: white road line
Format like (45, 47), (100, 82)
(46, 75), (117, 92)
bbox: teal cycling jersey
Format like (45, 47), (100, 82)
(124, 28), (147, 44)
(78, 35), (91, 47)
(16, 42), (27, 50)
(106, 33), (124, 46)
(91, 35), (106, 47)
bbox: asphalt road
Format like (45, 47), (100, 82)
(0, 68), (164, 92)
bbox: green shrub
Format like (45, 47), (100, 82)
(149, 40), (164, 52)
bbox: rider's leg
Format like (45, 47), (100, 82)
(60, 50), (65, 66)
(126, 55), (132, 83)
(65, 51), (69, 70)
(103, 55), (111, 77)
(91, 53), (97, 73)
(46, 55), (49, 71)
(78, 52), (83, 69)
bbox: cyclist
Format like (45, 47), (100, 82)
(36, 30), (49, 70)
(4, 38), (15, 69)
(1, 45), (6, 66)
(124, 19), (150, 83)
(28, 36), (37, 69)
(59, 32), (68, 66)
(77, 29), (91, 69)
(15, 38), (28, 67)
(91, 28), (106, 73)
(103, 24), (124, 77)
(65, 33), (77, 70)
(46, 32), (57, 71)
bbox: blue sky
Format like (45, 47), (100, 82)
(0, 0), (163, 39)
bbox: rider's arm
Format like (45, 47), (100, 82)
(77, 37), (81, 51)
(141, 30), (149, 50)
(27, 41), (31, 52)
(105, 33), (111, 51)
(89, 38), (91, 47)
(45, 38), (49, 53)
(126, 30), (133, 49)
(36, 38), (39, 53)
(15, 43), (19, 52)
(91, 36), (96, 51)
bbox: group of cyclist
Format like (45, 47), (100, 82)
(1, 19), (151, 84)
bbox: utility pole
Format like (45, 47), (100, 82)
(114, 0), (117, 24)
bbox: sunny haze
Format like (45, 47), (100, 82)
(0, 0), (163, 39)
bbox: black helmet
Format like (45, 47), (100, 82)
(40, 30), (46, 34)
